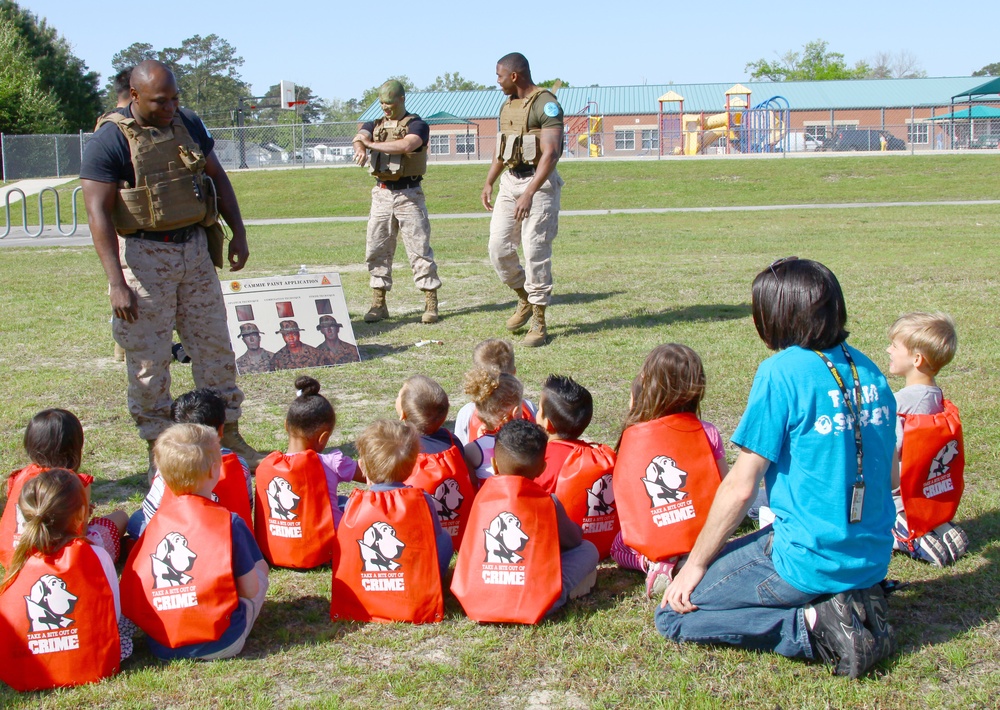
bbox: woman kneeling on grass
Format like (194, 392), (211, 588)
(656, 257), (898, 679)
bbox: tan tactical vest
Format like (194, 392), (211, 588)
(96, 112), (218, 234)
(495, 89), (559, 168)
(368, 114), (428, 181)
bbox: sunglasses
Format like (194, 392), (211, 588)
(769, 256), (798, 278)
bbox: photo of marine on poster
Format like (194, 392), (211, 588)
(222, 272), (361, 375)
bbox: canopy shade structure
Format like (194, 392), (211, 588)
(952, 77), (1000, 102)
(928, 106), (1000, 121)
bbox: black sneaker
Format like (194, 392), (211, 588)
(858, 584), (896, 663)
(808, 591), (877, 678)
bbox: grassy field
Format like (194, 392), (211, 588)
(1, 155), (999, 708)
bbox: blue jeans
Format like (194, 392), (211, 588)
(654, 528), (817, 658)
(548, 540), (600, 614)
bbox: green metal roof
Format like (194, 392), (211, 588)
(952, 76), (1000, 100)
(359, 77), (997, 120)
(927, 106), (1000, 120)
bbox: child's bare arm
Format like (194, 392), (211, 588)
(236, 567), (259, 600)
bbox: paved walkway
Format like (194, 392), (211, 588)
(4, 198), (1000, 248)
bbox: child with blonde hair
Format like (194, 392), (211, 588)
(462, 367), (526, 487)
(121, 423), (268, 661)
(886, 311), (968, 566)
(611, 344), (729, 597)
(255, 376), (363, 569)
(398, 376), (477, 546)
(330, 420), (452, 624)
(0, 469), (127, 691)
(1, 409), (127, 567)
(454, 339), (536, 445)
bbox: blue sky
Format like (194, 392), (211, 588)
(21, 0), (1000, 105)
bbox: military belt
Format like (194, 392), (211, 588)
(128, 225), (197, 244)
(376, 177), (423, 190)
(509, 166), (536, 179)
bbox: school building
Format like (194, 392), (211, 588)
(358, 76), (1000, 159)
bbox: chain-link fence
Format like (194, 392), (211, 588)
(1, 133), (84, 181)
(4, 105), (1000, 180)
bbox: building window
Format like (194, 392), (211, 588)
(804, 125), (827, 141)
(455, 134), (475, 154)
(615, 130), (635, 150)
(907, 122), (929, 144)
(429, 134), (450, 155)
(641, 129), (659, 150)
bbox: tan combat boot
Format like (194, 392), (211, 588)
(422, 289), (439, 324)
(364, 288), (389, 323)
(506, 287), (532, 331)
(220, 421), (266, 474)
(524, 305), (548, 347)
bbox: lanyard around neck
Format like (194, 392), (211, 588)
(813, 344), (864, 488)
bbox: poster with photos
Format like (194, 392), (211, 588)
(222, 272), (360, 376)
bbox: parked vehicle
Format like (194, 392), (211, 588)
(820, 129), (905, 152)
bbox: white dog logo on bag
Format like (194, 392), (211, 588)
(587, 474), (616, 517)
(484, 512), (529, 564)
(928, 440), (960, 479)
(358, 522), (405, 571)
(432, 479), (464, 520)
(267, 477), (300, 520)
(24, 575), (77, 631)
(150, 532), (198, 588)
(642, 455), (689, 507)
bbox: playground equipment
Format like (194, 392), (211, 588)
(658, 84), (789, 156)
(566, 101), (603, 157)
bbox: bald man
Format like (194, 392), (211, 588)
(482, 53), (564, 347)
(352, 80), (441, 325)
(80, 60), (262, 474)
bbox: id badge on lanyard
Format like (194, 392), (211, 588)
(814, 345), (865, 524)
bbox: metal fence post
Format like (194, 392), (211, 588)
(55, 135), (60, 177)
(1, 133), (5, 182)
(79, 130), (84, 171)
(910, 107), (915, 155)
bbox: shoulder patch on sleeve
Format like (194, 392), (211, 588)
(543, 102), (561, 118)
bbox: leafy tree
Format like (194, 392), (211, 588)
(746, 40), (869, 82)
(0, 20), (64, 134)
(867, 51), (926, 79)
(319, 97), (364, 123)
(538, 78), (570, 89)
(973, 62), (1000, 77)
(160, 34), (250, 124)
(0, 0), (101, 131)
(424, 72), (489, 91)
(359, 75), (417, 108)
(103, 42), (157, 108)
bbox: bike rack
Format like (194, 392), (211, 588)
(1, 186), (84, 239)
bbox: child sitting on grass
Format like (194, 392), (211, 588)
(462, 367), (527, 488)
(255, 376), (362, 568)
(454, 339), (536, 445)
(0, 469), (127, 691)
(612, 344), (729, 598)
(330, 420), (452, 624)
(397, 375), (477, 547)
(886, 312), (968, 566)
(121, 423), (268, 661)
(452, 420), (599, 624)
(1, 409), (127, 567)
(128, 388), (253, 537)
(536, 375), (620, 560)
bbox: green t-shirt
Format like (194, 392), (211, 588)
(528, 92), (564, 130)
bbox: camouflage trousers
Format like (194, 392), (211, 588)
(365, 184), (441, 292)
(113, 227), (243, 441)
(488, 169), (563, 306)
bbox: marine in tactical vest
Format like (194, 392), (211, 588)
(352, 80), (442, 326)
(481, 53), (565, 348)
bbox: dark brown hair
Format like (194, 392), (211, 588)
(540, 374), (593, 440)
(23, 409), (84, 472)
(751, 258), (849, 351)
(287, 376), (336, 437)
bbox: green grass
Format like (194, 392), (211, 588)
(7, 153), (1000, 228)
(1, 158), (1000, 707)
